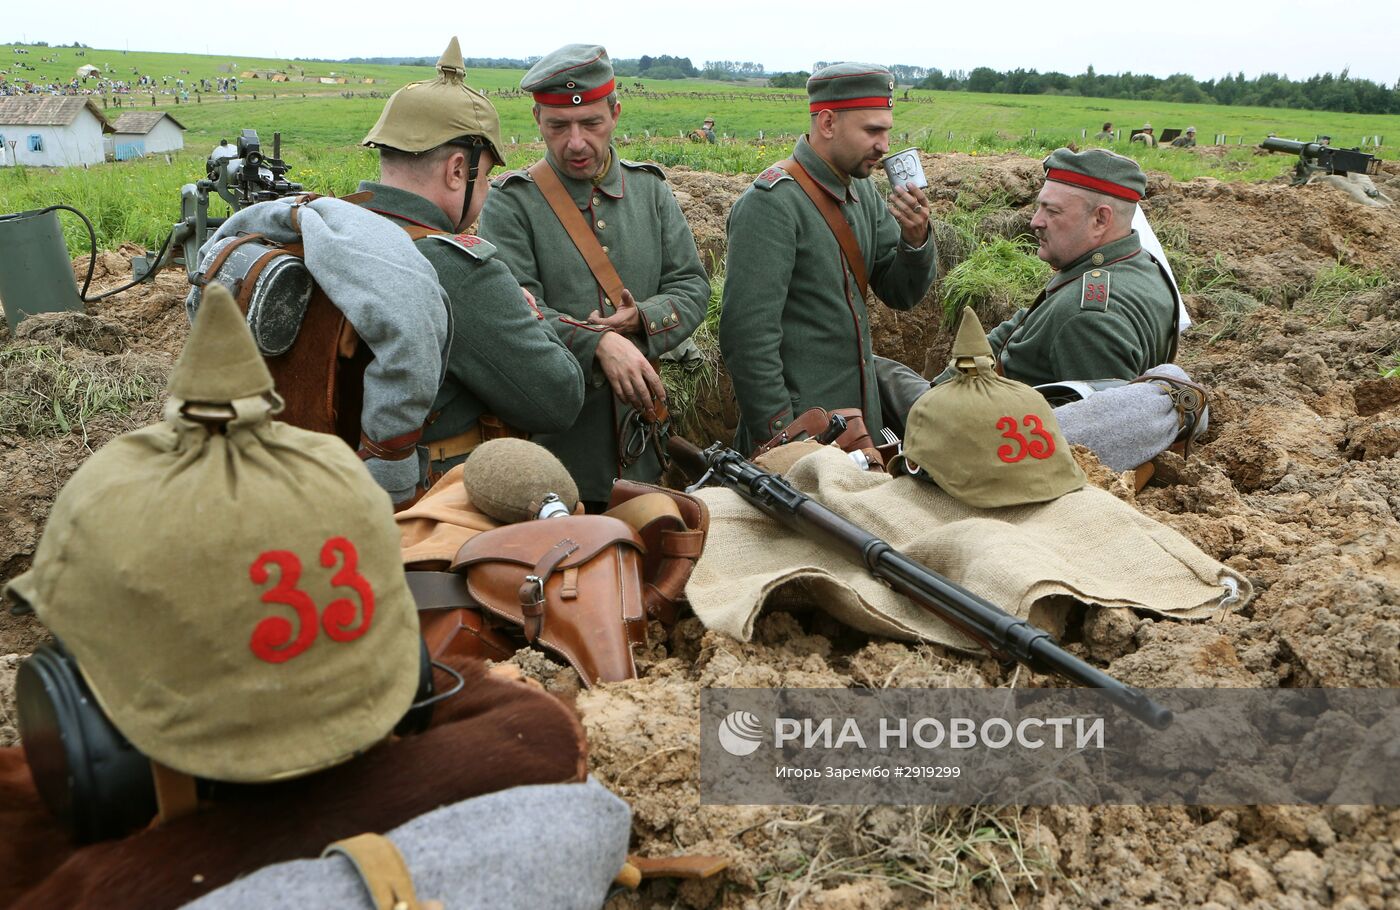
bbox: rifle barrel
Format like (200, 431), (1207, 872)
(674, 438), (1174, 729)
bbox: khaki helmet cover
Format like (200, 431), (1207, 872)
(362, 37), (506, 164)
(5, 286), (422, 783)
(898, 307), (1086, 508)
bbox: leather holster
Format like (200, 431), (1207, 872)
(604, 480), (709, 628)
(751, 406), (887, 470)
(450, 516), (647, 686)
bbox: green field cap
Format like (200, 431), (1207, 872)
(807, 63), (895, 113)
(522, 44), (615, 107)
(362, 36), (505, 164)
(1043, 146), (1147, 202)
(9, 290), (422, 783)
(898, 308), (1085, 508)
(462, 438), (579, 524)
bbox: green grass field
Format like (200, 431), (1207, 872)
(5, 43), (1400, 254)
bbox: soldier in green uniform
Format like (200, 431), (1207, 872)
(1170, 127), (1198, 148)
(359, 38), (585, 485)
(479, 43), (710, 508)
(877, 148), (1179, 428)
(718, 63), (936, 455)
(1094, 122), (1115, 142)
(1130, 122), (1158, 148)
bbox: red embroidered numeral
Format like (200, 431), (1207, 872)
(320, 536), (374, 643)
(996, 416), (1030, 463)
(247, 538), (376, 663)
(248, 551), (319, 664)
(1024, 413), (1055, 459)
(996, 415), (1057, 464)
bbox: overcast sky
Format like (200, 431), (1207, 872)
(12, 0), (1400, 85)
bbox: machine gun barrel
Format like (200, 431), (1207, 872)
(1261, 137), (1312, 156)
(671, 438), (1174, 730)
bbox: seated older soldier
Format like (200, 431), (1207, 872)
(878, 148), (1180, 432)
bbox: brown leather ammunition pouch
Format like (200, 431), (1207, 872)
(751, 406), (888, 470)
(450, 517), (648, 686)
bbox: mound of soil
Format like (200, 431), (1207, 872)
(4, 155), (1400, 908)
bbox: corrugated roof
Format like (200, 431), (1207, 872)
(0, 96), (113, 132)
(111, 111), (187, 135)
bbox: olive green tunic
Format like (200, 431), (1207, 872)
(479, 147), (710, 501)
(357, 182), (585, 473)
(718, 135), (937, 454)
(983, 231), (1178, 386)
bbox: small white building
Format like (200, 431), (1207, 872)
(109, 111), (187, 160)
(0, 96), (112, 167)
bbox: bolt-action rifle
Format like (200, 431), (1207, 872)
(670, 438), (1174, 730)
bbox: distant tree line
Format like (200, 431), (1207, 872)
(613, 55), (699, 80)
(701, 60), (766, 80)
(303, 55), (543, 68)
(915, 65), (1400, 115)
(768, 72), (810, 89)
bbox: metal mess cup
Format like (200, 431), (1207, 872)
(881, 147), (927, 189)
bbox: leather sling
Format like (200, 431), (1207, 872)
(323, 833), (429, 910)
(527, 159), (671, 475)
(527, 159), (626, 308)
(778, 158), (869, 301)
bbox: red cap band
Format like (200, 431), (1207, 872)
(532, 79), (615, 106)
(809, 96), (894, 113)
(1045, 167), (1141, 202)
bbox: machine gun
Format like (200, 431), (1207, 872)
(132, 129), (303, 281)
(670, 438), (1175, 730)
(1260, 137), (1379, 178)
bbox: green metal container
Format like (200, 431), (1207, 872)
(0, 208), (84, 333)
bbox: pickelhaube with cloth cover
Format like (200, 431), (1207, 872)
(894, 307), (1086, 508)
(1041, 146), (1147, 202)
(362, 36), (505, 165)
(6, 285), (423, 784)
(806, 63), (896, 112)
(521, 43), (616, 107)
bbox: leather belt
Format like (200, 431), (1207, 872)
(426, 425), (486, 465)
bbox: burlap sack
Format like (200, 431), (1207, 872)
(687, 446), (1250, 649)
(898, 308), (1086, 508)
(6, 287), (421, 784)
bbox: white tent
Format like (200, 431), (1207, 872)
(76, 64), (100, 78)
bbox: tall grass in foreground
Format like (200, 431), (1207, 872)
(0, 345), (160, 443)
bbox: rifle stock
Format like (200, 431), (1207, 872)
(671, 437), (1173, 729)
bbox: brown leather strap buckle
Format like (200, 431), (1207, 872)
(517, 539), (580, 641)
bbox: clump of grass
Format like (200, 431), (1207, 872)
(661, 268), (725, 440)
(1193, 288), (1263, 343)
(940, 235), (1050, 326)
(1379, 352), (1400, 378)
(0, 344), (160, 441)
(756, 805), (1061, 908)
(1299, 262), (1389, 324)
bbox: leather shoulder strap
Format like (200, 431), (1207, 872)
(527, 158), (627, 307)
(323, 833), (426, 910)
(778, 158), (869, 300)
(398, 224), (449, 242)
